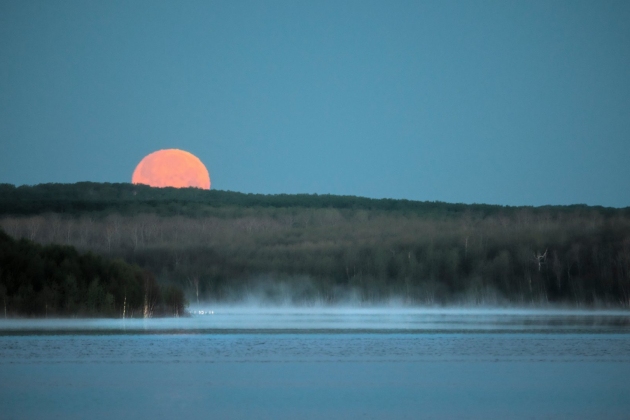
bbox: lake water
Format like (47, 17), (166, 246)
(1, 307), (630, 419)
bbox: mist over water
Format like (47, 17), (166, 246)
(1, 306), (629, 333)
(2, 307), (630, 419)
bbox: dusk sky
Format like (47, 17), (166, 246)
(1, 0), (629, 207)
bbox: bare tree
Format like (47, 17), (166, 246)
(142, 273), (158, 318)
(552, 250), (563, 290)
(188, 275), (200, 305)
(104, 225), (115, 253)
(26, 216), (43, 241)
(534, 249), (548, 271)
(78, 217), (93, 248)
(63, 219), (73, 244)
(50, 215), (62, 244)
(0, 281), (6, 318)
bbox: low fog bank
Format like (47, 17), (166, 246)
(185, 275), (628, 310)
(2, 305), (628, 334)
(187, 304), (630, 317)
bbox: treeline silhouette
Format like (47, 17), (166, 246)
(1, 182), (630, 306)
(4, 182), (626, 218)
(0, 230), (185, 317)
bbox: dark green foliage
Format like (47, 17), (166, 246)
(2, 182), (630, 306)
(3, 181), (627, 219)
(0, 230), (186, 317)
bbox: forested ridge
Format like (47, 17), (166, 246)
(1, 182), (630, 307)
(3, 182), (626, 218)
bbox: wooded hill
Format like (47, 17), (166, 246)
(0, 229), (185, 317)
(2, 182), (625, 218)
(1, 182), (630, 307)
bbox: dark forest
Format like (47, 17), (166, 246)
(1, 182), (630, 309)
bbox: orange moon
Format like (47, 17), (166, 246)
(132, 149), (211, 190)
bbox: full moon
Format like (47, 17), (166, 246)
(132, 149), (211, 190)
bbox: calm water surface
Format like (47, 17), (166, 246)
(1, 308), (629, 419)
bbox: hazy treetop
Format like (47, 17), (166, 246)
(0, 182), (626, 218)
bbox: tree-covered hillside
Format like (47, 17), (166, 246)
(1, 182), (630, 307)
(0, 229), (185, 317)
(2, 182), (625, 218)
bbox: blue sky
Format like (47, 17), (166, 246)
(1, 0), (629, 206)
